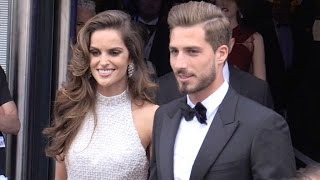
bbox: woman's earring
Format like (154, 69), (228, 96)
(238, 10), (244, 19)
(127, 62), (135, 78)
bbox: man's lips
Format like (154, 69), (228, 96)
(176, 73), (193, 82)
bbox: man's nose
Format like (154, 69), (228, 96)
(173, 53), (187, 69)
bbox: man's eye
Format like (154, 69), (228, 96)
(169, 49), (178, 55)
(189, 50), (197, 53)
(188, 49), (199, 55)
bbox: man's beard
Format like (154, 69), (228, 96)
(177, 65), (216, 94)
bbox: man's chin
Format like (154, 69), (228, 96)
(178, 84), (188, 94)
(178, 84), (194, 94)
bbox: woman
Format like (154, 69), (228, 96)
(216, 0), (266, 80)
(43, 10), (158, 180)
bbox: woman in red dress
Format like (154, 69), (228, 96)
(216, 0), (266, 80)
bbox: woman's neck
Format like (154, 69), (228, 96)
(229, 17), (239, 29)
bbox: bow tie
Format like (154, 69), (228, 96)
(180, 101), (207, 124)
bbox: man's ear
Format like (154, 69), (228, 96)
(215, 45), (229, 65)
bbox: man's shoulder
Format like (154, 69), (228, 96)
(233, 68), (267, 87)
(157, 96), (184, 113)
(236, 94), (283, 124)
(237, 94), (272, 112)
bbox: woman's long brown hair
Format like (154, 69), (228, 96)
(43, 10), (158, 161)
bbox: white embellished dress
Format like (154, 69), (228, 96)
(65, 91), (149, 180)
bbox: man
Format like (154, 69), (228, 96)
(132, 0), (172, 76)
(156, 62), (274, 108)
(0, 65), (20, 177)
(149, 2), (296, 180)
(76, 0), (96, 35)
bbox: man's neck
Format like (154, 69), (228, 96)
(189, 76), (225, 104)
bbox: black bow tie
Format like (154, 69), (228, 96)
(180, 101), (207, 125)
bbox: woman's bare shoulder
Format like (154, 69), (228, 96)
(138, 102), (158, 118)
(142, 101), (159, 111)
(252, 32), (264, 41)
(132, 101), (158, 120)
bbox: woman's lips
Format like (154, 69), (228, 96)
(97, 69), (114, 77)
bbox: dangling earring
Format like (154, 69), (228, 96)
(238, 10), (244, 19)
(127, 62), (135, 78)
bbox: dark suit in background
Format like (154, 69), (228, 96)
(131, 0), (172, 77)
(148, 18), (171, 77)
(150, 87), (296, 180)
(156, 64), (273, 108)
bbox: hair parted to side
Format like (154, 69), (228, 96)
(43, 10), (157, 160)
(167, 1), (231, 51)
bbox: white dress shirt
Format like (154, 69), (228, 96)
(223, 62), (230, 83)
(173, 81), (229, 180)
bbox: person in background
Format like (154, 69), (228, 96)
(43, 10), (158, 180)
(132, 0), (172, 77)
(76, 0), (96, 35)
(149, 2), (295, 180)
(0, 65), (20, 178)
(215, 0), (266, 80)
(132, 21), (158, 80)
(272, 0), (294, 71)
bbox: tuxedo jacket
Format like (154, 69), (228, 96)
(156, 66), (274, 109)
(149, 87), (296, 180)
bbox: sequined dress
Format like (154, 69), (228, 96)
(65, 91), (149, 180)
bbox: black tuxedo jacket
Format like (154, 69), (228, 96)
(156, 66), (274, 109)
(149, 87), (296, 180)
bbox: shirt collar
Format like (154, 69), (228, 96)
(223, 62), (230, 83)
(187, 81), (229, 119)
(138, 16), (159, 25)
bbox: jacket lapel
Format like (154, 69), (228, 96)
(190, 88), (240, 180)
(158, 98), (185, 179)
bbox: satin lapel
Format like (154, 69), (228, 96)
(158, 99), (185, 179)
(190, 88), (240, 180)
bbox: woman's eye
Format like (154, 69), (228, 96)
(109, 50), (120, 56)
(90, 50), (100, 57)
